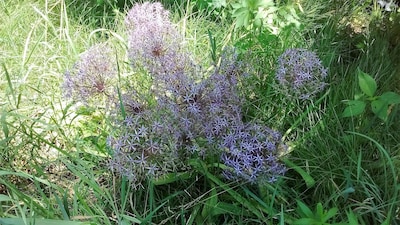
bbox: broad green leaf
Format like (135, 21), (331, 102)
(232, 7), (251, 28)
(342, 100), (366, 117)
(323, 207), (338, 222)
(296, 200), (314, 218)
(354, 92), (364, 100)
(358, 70), (377, 97)
(293, 218), (316, 225)
(232, 7), (248, 17)
(371, 99), (388, 121)
(380, 92), (400, 104)
(316, 203), (323, 217)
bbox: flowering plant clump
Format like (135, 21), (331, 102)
(63, 2), (287, 188)
(276, 48), (328, 100)
(107, 47), (252, 188)
(62, 43), (116, 104)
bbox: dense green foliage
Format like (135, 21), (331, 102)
(1, 0), (400, 224)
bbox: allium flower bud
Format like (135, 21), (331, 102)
(62, 43), (116, 104)
(276, 48), (328, 100)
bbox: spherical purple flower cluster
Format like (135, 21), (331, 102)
(220, 123), (287, 184)
(276, 48), (328, 100)
(107, 101), (191, 189)
(125, 2), (194, 81)
(62, 44), (116, 104)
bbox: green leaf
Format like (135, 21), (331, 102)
(380, 92), (400, 104)
(293, 218), (316, 225)
(342, 100), (366, 117)
(323, 207), (338, 222)
(210, 202), (245, 216)
(211, 0), (227, 8)
(232, 7), (251, 28)
(296, 200), (314, 218)
(371, 99), (388, 121)
(315, 203), (324, 217)
(231, 2), (242, 9)
(282, 158), (315, 188)
(354, 92), (364, 100)
(201, 184), (218, 218)
(346, 210), (359, 225)
(358, 69), (377, 97)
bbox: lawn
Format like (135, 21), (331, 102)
(0, 0), (400, 224)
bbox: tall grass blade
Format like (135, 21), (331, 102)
(2, 63), (17, 106)
(282, 158), (315, 188)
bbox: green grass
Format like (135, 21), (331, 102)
(1, 0), (400, 224)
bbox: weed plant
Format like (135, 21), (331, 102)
(1, 0), (400, 225)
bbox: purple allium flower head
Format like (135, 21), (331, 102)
(276, 48), (328, 100)
(62, 43), (116, 104)
(125, 2), (193, 82)
(220, 123), (286, 184)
